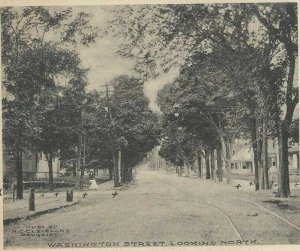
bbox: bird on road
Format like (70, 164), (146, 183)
(83, 192), (88, 198)
(249, 181), (254, 186)
(235, 184), (241, 189)
(54, 192), (59, 197)
(112, 191), (118, 198)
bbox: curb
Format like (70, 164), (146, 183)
(3, 201), (79, 226)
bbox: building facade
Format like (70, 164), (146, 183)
(230, 139), (299, 173)
(22, 151), (60, 180)
(4, 151), (60, 181)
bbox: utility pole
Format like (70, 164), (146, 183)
(105, 83), (120, 187)
(174, 103), (183, 176)
(83, 132), (86, 167)
(78, 133), (83, 189)
(118, 148), (122, 183)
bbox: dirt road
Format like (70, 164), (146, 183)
(4, 170), (300, 247)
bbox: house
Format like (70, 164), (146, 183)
(230, 139), (299, 173)
(3, 150), (60, 181)
(22, 151), (60, 180)
(288, 144), (300, 170)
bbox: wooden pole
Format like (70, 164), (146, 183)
(78, 134), (83, 189)
(29, 188), (35, 211)
(66, 190), (73, 202)
(118, 150), (122, 184)
(106, 83), (120, 187)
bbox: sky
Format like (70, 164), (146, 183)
(1, 5), (180, 113)
(71, 6), (178, 113)
(73, 6), (136, 91)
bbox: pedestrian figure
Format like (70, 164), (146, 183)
(89, 178), (98, 190)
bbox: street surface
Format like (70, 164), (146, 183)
(4, 170), (300, 247)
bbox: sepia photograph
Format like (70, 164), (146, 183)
(1, 0), (299, 249)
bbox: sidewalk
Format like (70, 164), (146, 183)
(164, 170), (300, 192)
(3, 180), (116, 225)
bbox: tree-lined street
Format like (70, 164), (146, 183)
(1, 3), (299, 248)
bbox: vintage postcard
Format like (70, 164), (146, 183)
(1, 0), (300, 250)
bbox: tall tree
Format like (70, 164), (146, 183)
(109, 75), (159, 183)
(2, 6), (98, 196)
(250, 3), (298, 197)
(109, 4), (298, 196)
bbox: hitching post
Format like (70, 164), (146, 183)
(66, 190), (73, 202)
(29, 188), (35, 211)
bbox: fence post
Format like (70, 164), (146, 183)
(66, 190), (73, 202)
(29, 188), (35, 211)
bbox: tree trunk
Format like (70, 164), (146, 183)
(275, 50), (295, 198)
(258, 138), (265, 190)
(211, 149), (215, 179)
(113, 150), (120, 187)
(218, 129), (231, 184)
(219, 137), (232, 184)
(275, 48), (296, 197)
(127, 166), (133, 182)
(252, 144), (260, 190)
(178, 166), (183, 176)
(177, 165), (182, 176)
(108, 167), (113, 180)
(205, 150), (211, 179)
(197, 155), (202, 178)
(225, 140), (232, 184)
(118, 149), (122, 184)
(184, 160), (190, 177)
(262, 118), (270, 189)
(121, 164), (126, 183)
(72, 162), (76, 177)
(277, 121), (290, 197)
(47, 153), (54, 191)
(121, 156), (128, 183)
(16, 150), (23, 199)
(216, 144), (223, 182)
(250, 109), (260, 190)
(78, 134), (82, 176)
